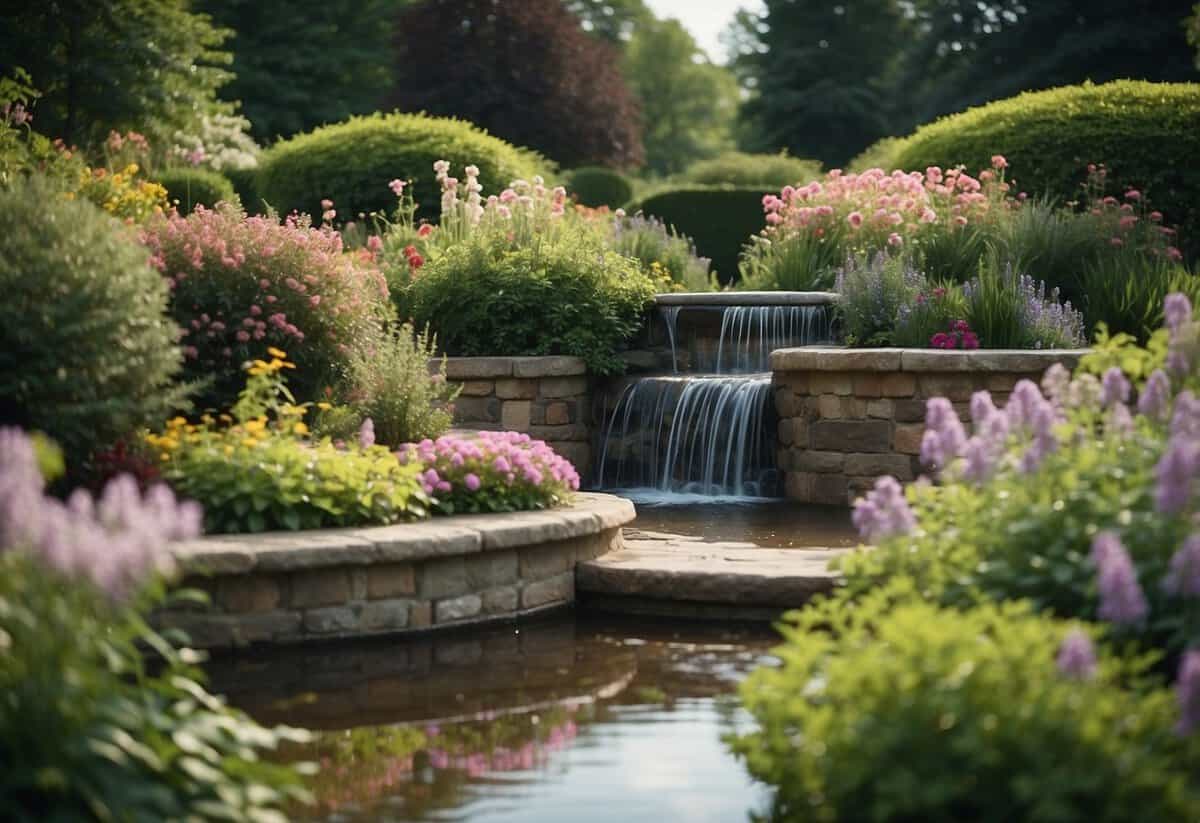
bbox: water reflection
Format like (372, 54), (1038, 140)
(206, 615), (779, 822)
(625, 493), (858, 548)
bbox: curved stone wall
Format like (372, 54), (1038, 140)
(771, 347), (1088, 505)
(160, 493), (635, 649)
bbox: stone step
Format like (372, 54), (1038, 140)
(577, 536), (849, 618)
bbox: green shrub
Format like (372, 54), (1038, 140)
(627, 185), (767, 284)
(734, 585), (1200, 823)
(257, 112), (547, 223)
(609, 213), (714, 291)
(834, 254), (925, 346)
(890, 81), (1200, 258)
(399, 236), (656, 375)
(846, 135), (908, 173)
(155, 167), (237, 213)
(224, 166), (262, 214)
(0, 178), (187, 460)
(323, 324), (459, 449)
(738, 231), (846, 291)
(141, 203), (392, 408)
(679, 150), (821, 188)
(962, 257), (1085, 349)
(565, 166), (633, 208)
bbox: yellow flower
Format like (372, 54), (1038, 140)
(292, 422), (310, 436)
(317, 402), (333, 411)
(267, 347), (288, 360)
(242, 437), (260, 448)
(243, 418), (267, 434)
(223, 445), (234, 456)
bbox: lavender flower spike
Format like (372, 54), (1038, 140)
(1137, 369), (1171, 421)
(1056, 629), (1097, 680)
(1041, 362), (1071, 404)
(1091, 531), (1149, 625)
(1164, 292), (1192, 333)
(1164, 534), (1200, 597)
(851, 476), (916, 542)
(1100, 367), (1131, 408)
(1176, 650), (1200, 736)
(920, 397), (966, 472)
(1154, 435), (1199, 514)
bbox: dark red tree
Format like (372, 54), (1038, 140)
(390, 0), (644, 169)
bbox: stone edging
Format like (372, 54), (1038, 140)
(771, 346), (1089, 373)
(656, 291), (837, 306)
(161, 493), (635, 648)
(440, 355), (587, 380)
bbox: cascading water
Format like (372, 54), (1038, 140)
(595, 301), (834, 497)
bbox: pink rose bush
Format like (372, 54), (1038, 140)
(397, 431), (580, 514)
(141, 203), (391, 405)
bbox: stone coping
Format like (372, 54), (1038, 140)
(171, 492), (636, 577)
(770, 346), (1089, 373)
(656, 291), (837, 307)
(438, 356), (588, 381)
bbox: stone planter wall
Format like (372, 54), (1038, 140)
(159, 493), (634, 650)
(441, 356), (592, 475)
(771, 347), (1087, 505)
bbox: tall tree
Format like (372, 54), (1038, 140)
(198, 0), (408, 142)
(389, 0), (643, 169)
(566, 0), (652, 45)
(734, 0), (907, 166)
(0, 0), (233, 150)
(623, 18), (739, 175)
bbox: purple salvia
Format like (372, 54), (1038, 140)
(1019, 399), (1059, 473)
(1164, 534), (1200, 597)
(1155, 435), (1200, 513)
(1164, 292), (1192, 333)
(851, 476), (916, 542)
(1137, 369), (1171, 421)
(1177, 651), (1200, 736)
(960, 436), (998, 485)
(1040, 363), (1071, 404)
(1100, 367), (1131, 408)
(1055, 629), (1097, 680)
(359, 417), (376, 449)
(1171, 391), (1200, 439)
(969, 390), (998, 426)
(920, 397), (966, 472)
(1091, 531), (1149, 625)
(1006, 379), (1047, 427)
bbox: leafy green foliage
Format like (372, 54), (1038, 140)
(564, 166), (633, 208)
(890, 81), (1200, 259)
(628, 185), (767, 284)
(399, 237), (656, 375)
(608, 214), (714, 291)
(321, 324), (459, 449)
(0, 554), (312, 820)
(155, 167), (237, 213)
(0, 177), (187, 462)
(257, 112), (546, 226)
(834, 254), (924, 346)
(0, 0), (234, 151)
(733, 585), (1200, 823)
(680, 151), (821, 188)
(738, 231), (845, 291)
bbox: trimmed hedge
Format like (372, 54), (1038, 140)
(680, 151), (821, 188)
(224, 166), (263, 215)
(564, 166), (633, 209)
(889, 80), (1200, 258)
(627, 185), (766, 284)
(256, 112), (547, 223)
(155, 168), (238, 213)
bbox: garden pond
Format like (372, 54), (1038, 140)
(207, 614), (779, 822)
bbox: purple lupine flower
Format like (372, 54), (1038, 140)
(1164, 534), (1200, 597)
(1155, 435), (1199, 513)
(960, 435), (998, 484)
(1165, 292), (1192, 333)
(1100, 367), (1131, 408)
(1019, 399), (1059, 473)
(1006, 379), (1048, 426)
(1106, 402), (1134, 436)
(920, 397), (966, 472)
(358, 417), (376, 449)
(1177, 650), (1200, 736)
(1055, 629), (1097, 679)
(969, 391), (999, 426)
(851, 476), (916, 542)
(1137, 369), (1172, 421)
(1171, 391), (1200, 439)
(1091, 531), (1149, 625)
(1041, 363), (1072, 404)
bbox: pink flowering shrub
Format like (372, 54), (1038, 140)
(141, 203), (392, 405)
(397, 431), (580, 515)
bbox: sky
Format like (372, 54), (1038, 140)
(644, 0), (756, 63)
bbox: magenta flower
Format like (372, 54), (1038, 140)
(465, 473), (481, 491)
(1091, 531), (1149, 625)
(1177, 650), (1200, 736)
(1055, 629), (1097, 680)
(851, 476), (916, 542)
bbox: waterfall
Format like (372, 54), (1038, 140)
(596, 300), (834, 498)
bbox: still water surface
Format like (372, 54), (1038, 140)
(208, 615), (780, 822)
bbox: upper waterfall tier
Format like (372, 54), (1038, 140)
(661, 302), (836, 375)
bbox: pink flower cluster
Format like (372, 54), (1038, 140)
(0, 428), (201, 599)
(760, 160), (1014, 249)
(930, 320), (980, 350)
(141, 204), (390, 371)
(396, 430), (580, 511)
(1082, 164), (1183, 261)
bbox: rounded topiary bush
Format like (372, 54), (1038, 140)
(564, 166), (633, 209)
(680, 151), (821, 188)
(155, 167), (238, 213)
(890, 80), (1200, 257)
(628, 185), (768, 284)
(0, 178), (187, 458)
(141, 204), (392, 408)
(223, 166), (262, 214)
(256, 112), (547, 223)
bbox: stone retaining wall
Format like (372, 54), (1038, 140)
(441, 356), (592, 475)
(771, 348), (1087, 505)
(159, 493), (634, 650)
